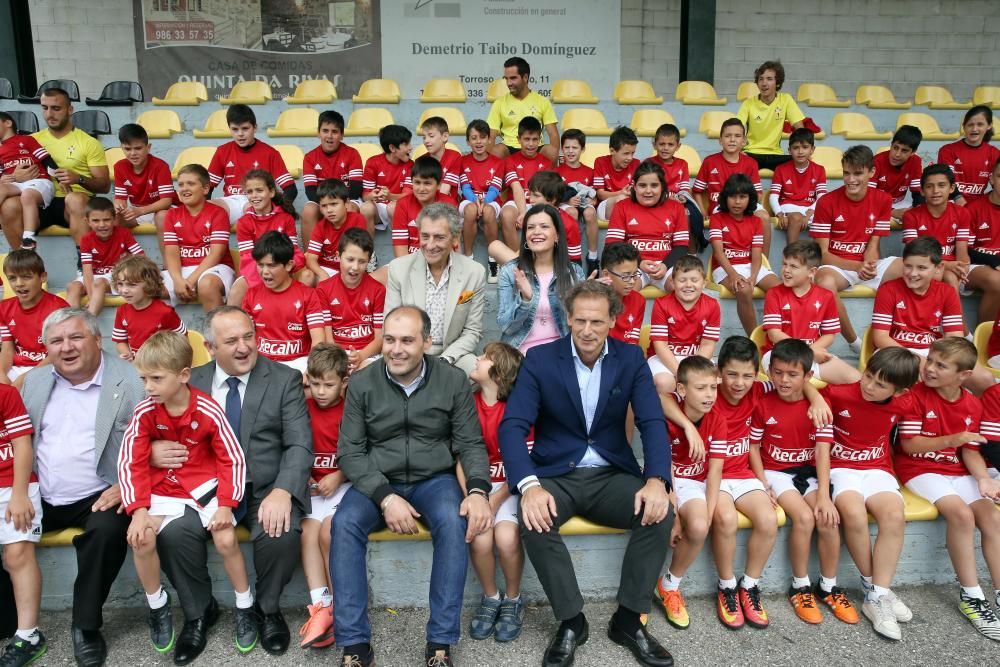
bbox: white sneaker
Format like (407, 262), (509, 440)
(863, 596), (901, 641)
(884, 590), (913, 622)
(959, 595), (1000, 642)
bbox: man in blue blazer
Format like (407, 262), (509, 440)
(499, 281), (675, 667)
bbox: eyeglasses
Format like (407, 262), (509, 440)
(606, 269), (642, 282)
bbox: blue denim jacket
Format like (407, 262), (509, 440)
(497, 259), (585, 349)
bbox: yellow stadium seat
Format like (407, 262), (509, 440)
(839, 284), (877, 298)
(416, 107), (467, 136)
(812, 146), (844, 179)
(638, 324), (651, 352)
(104, 147), (124, 167)
(560, 516), (625, 536)
(706, 256), (771, 298)
(974, 321), (1000, 379)
(797, 83), (850, 108)
(170, 146), (216, 178)
(855, 85), (912, 110)
(698, 111), (736, 139)
(344, 108), (395, 137)
(135, 109), (182, 139)
(738, 507), (787, 529)
(58, 290), (125, 308)
(266, 108), (320, 138)
(560, 108), (611, 137)
(353, 143), (382, 164)
(486, 79), (508, 102)
(579, 141), (608, 168)
(630, 109), (687, 138)
(898, 487), (939, 522)
(412, 142), (461, 159)
(749, 325), (767, 355)
(858, 328), (874, 371)
(420, 78), (466, 103)
(831, 112), (892, 141)
(640, 285), (666, 299)
(613, 80), (662, 105)
(285, 78), (337, 104)
(895, 113), (960, 140)
(973, 86), (1000, 110)
(219, 80), (272, 105)
(675, 144), (701, 175)
(551, 79), (599, 104)
(274, 145), (304, 178)
(39, 528), (82, 547)
(191, 109), (232, 139)
(352, 79), (401, 104)
(737, 81), (760, 101)
(152, 81), (207, 106)
(188, 330), (211, 367)
(675, 81), (727, 105)
(914, 85), (972, 110)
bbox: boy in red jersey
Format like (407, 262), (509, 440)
(499, 117), (553, 253)
(305, 179), (368, 280)
(316, 229), (385, 372)
(895, 338), (1000, 640)
(819, 348), (920, 641)
(870, 125), (924, 220)
(300, 111), (363, 244)
(111, 256), (186, 361)
(242, 231), (329, 373)
(459, 120), (504, 259)
(965, 157), (1000, 325)
(66, 198), (144, 316)
(769, 128), (827, 243)
(645, 123), (706, 253)
(208, 104), (296, 225)
(593, 125), (640, 223)
(557, 129), (599, 272)
(297, 344), (350, 649)
(749, 339), (857, 626)
(360, 124), (412, 238)
(0, 111), (58, 251)
(602, 242), (646, 346)
(654, 356), (726, 631)
(112, 124), (174, 232)
(161, 164), (235, 312)
(419, 116), (461, 204)
(647, 255), (720, 395)
(118, 331), (257, 656)
(979, 383), (1000, 478)
(901, 164), (972, 288)
(392, 156), (447, 258)
(762, 241), (860, 384)
(814, 145), (902, 351)
(938, 106), (1000, 205)
(0, 250), (68, 386)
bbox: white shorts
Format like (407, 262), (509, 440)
(719, 476), (766, 501)
(820, 256), (897, 290)
(6, 366), (34, 382)
(491, 481), (519, 525)
(711, 262), (777, 287)
(67, 271), (118, 294)
(762, 349), (822, 380)
(640, 265), (673, 291)
(12, 179), (54, 208)
(989, 354), (1000, 370)
(674, 477), (707, 509)
(776, 203), (815, 217)
(458, 199), (501, 219)
(0, 482), (42, 544)
(597, 199), (611, 220)
(829, 468), (900, 502)
(218, 194), (249, 224)
(765, 469), (818, 498)
(374, 201), (390, 229)
(990, 468), (1000, 481)
(648, 354), (686, 378)
(905, 472), (986, 506)
(149, 493), (236, 532)
(162, 264), (236, 305)
(278, 356), (309, 374)
(133, 211), (155, 226)
(305, 482), (351, 522)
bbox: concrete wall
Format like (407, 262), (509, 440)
(620, 0), (682, 101)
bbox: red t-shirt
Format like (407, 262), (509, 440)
(605, 198), (689, 263)
(162, 203), (234, 269)
(559, 204), (582, 261)
(648, 293), (721, 357)
(306, 212), (367, 271)
(811, 186), (892, 262)
(242, 282), (328, 362)
(392, 192), (450, 254)
(0, 384), (34, 487)
(503, 153), (554, 200)
(0, 292), (69, 366)
(608, 289), (645, 344)
(556, 162), (595, 190)
(0, 134), (50, 179)
(750, 393), (832, 471)
(234, 208), (304, 284)
(965, 195), (1000, 255)
(761, 283), (840, 352)
(317, 273), (385, 349)
(901, 202), (971, 261)
(362, 154), (412, 196)
(708, 212), (763, 266)
(111, 300), (187, 355)
(476, 393), (509, 483)
(871, 278), (964, 351)
(711, 381), (772, 480)
(896, 382), (982, 483)
(434, 148), (463, 204)
(978, 383), (1000, 445)
(113, 156), (176, 207)
(820, 382), (907, 474)
(869, 151), (922, 205)
(302, 143), (363, 188)
(669, 401), (728, 482)
(937, 140), (1000, 201)
(770, 160), (827, 206)
(645, 156), (691, 196)
(693, 152), (762, 206)
(459, 153), (504, 195)
(80, 226), (144, 277)
(208, 140), (293, 195)
(592, 155), (639, 193)
(308, 398), (344, 478)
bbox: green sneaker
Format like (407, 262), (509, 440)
(148, 593), (175, 653)
(959, 595), (1000, 641)
(0, 632), (47, 666)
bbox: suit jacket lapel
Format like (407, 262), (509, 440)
(94, 355), (125, 462)
(412, 255), (428, 309)
(240, 361), (270, 445)
(559, 338), (587, 430)
(443, 256), (463, 342)
(592, 342), (619, 429)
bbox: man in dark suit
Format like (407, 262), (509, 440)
(499, 281), (675, 667)
(150, 306), (312, 662)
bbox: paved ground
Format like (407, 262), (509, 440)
(17, 584), (999, 666)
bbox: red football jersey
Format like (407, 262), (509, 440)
(0, 384), (34, 487)
(162, 203), (233, 269)
(392, 192), (450, 254)
(503, 153), (554, 199)
(0, 134), (50, 179)
(938, 140), (1000, 201)
(556, 162), (595, 190)
(965, 195), (1000, 255)
(208, 140), (293, 195)
(869, 151), (922, 205)
(113, 156), (176, 207)
(605, 199), (689, 263)
(243, 281), (327, 362)
(901, 202), (971, 261)
(669, 401), (728, 482)
(234, 208), (304, 283)
(111, 300), (187, 355)
(693, 152), (762, 205)
(459, 153), (504, 195)
(308, 397), (344, 478)
(609, 289), (645, 344)
(647, 293), (721, 358)
(811, 186), (892, 262)
(559, 204), (582, 261)
(711, 382), (772, 480)
(820, 382), (906, 474)
(896, 382), (982, 483)
(317, 273), (385, 349)
(592, 155), (639, 193)
(871, 278), (964, 351)
(362, 153), (412, 196)
(306, 212), (367, 271)
(770, 160), (827, 206)
(80, 226), (144, 277)
(645, 156), (691, 196)
(750, 393), (832, 471)
(477, 393), (510, 483)
(0, 292), (69, 367)
(301, 143), (363, 188)
(434, 148), (463, 204)
(708, 212), (763, 266)
(761, 283), (840, 352)
(978, 383), (1000, 444)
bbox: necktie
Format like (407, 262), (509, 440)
(225, 377), (247, 521)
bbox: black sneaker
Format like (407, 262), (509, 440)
(149, 594), (175, 653)
(234, 606), (259, 653)
(487, 260), (498, 284)
(424, 643), (453, 666)
(18, 237), (36, 252)
(342, 643), (375, 666)
(0, 632), (47, 667)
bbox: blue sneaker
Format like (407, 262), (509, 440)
(469, 595), (503, 640)
(494, 596), (525, 642)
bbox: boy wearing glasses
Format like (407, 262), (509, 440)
(602, 242), (646, 345)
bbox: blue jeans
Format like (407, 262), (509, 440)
(331, 473), (469, 646)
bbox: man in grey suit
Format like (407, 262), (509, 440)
(385, 203), (486, 376)
(150, 306), (313, 658)
(19, 308), (144, 667)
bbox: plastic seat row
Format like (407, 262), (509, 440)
(690, 81), (1000, 110)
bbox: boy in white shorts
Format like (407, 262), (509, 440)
(360, 124), (413, 236)
(112, 123), (174, 235)
(459, 120), (504, 260)
(895, 338), (1000, 641)
(0, 111), (58, 251)
(768, 128), (827, 244)
(498, 117), (553, 253)
(0, 382), (47, 663)
(820, 347), (920, 641)
(298, 344), (351, 649)
(117, 331), (258, 655)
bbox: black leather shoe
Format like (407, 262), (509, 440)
(173, 598), (219, 666)
(256, 607), (290, 655)
(607, 616), (673, 667)
(71, 626), (107, 667)
(542, 617), (588, 667)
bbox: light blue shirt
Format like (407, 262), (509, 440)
(570, 338), (611, 468)
(387, 359), (427, 397)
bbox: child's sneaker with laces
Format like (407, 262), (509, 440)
(959, 594), (1000, 641)
(494, 596), (525, 642)
(469, 594), (503, 640)
(788, 586), (822, 624)
(739, 585), (770, 628)
(716, 587), (744, 630)
(816, 585), (859, 624)
(884, 590), (912, 622)
(0, 632), (46, 667)
(656, 578), (689, 629)
(863, 595), (901, 641)
(299, 602), (334, 649)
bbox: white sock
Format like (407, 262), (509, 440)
(791, 575), (811, 589)
(662, 571), (682, 591)
(321, 592), (333, 607)
(14, 628), (38, 645)
(860, 575), (874, 591)
(485, 591), (501, 601)
(866, 584), (890, 603)
(309, 587), (329, 606)
(588, 251), (597, 260)
(995, 589), (1000, 605)
(21, 231), (35, 240)
(718, 577), (737, 590)
(146, 587), (168, 610)
(740, 575), (759, 590)
(506, 594), (520, 602)
(819, 576), (837, 593)
(961, 585), (985, 600)
(965, 333), (974, 342)
(234, 588), (254, 610)
(848, 337), (862, 353)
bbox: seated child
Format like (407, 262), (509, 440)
(870, 125), (923, 221)
(360, 124), (413, 239)
(603, 242), (647, 345)
(0, 250), (68, 385)
(118, 331), (258, 657)
(459, 120), (504, 261)
(645, 123), (706, 253)
(393, 155), (448, 258)
(769, 128), (827, 243)
(499, 117), (553, 256)
(0, 111), (58, 250)
(593, 126), (640, 223)
(963, 156), (1000, 325)
(66, 197), (145, 316)
(978, 383), (1000, 478)
(301, 110), (363, 244)
(901, 164), (971, 289)
(305, 179), (368, 280)
(111, 256), (187, 361)
(938, 106), (1000, 205)
(419, 115), (461, 204)
(112, 123), (174, 235)
(557, 129), (599, 273)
